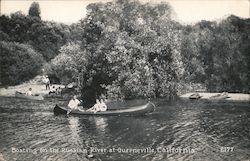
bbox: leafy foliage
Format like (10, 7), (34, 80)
(0, 3), (68, 86)
(181, 16), (250, 93)
(76, 0), (184, 100)
(0, 41), (44, 85)
(45, 42), (86, 84)
(0, 11), (67, 61)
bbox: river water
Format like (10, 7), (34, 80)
(0, 96), (249, 161)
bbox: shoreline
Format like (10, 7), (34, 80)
(180, 92), (250, 101)
(0, 82), (64, 97)
(1, 81), (249, 102)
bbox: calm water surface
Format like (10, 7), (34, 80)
(0, 97), (249, 161)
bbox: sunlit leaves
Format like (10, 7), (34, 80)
(47, 43), (86, 84)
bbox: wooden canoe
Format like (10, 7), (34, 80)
(54, 102), (155, 116)
(15, 91), (44, 101)
(44, 94), (63, 99)
(209, 93), (230, 100)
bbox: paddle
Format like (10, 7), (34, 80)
(66, 108), (72, 115)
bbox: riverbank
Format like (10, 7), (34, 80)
(0, 83), (64, 96)
(180, 92), (250, 101)
(1, 79), (249, 102)
(0, 78), (64, 97)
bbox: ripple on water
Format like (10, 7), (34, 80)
(0, 97), (249, 161)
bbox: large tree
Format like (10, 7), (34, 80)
(78, 0), (184, 99)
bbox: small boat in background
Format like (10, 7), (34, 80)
(44, 94), (63, 99)
(54, 102), (155, 116)
(15, 91), (44, 100)
(209, 92), (230, 100)
(189, 93), (202, 99)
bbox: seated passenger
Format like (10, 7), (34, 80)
(99, 99), (107, 111)
(86, 99), (101, 113)
(49, 86), (56, 95)
(26, 88), (33, 96)
(56, 87), (62, 95)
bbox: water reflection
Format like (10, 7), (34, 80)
(93, 117), (108, 133)
(67, 116), (81, 146)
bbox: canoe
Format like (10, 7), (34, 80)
(209, 93), (230, 100)
(54, 102), (155, 116)
(189, 93), (202, 99)
(44, 94), (63, 99)
(15, 91), (44, 101)
(209, 95), (229, 100)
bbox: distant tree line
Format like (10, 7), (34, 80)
(0, 2), (68, 85)
(1, 0), (249, 101)
(181, 16), (250, 93)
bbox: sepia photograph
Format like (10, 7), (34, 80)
(0, 0), (249, 160)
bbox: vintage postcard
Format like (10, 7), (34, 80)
(0, 0), (249, 161)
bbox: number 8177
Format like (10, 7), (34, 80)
(220, 147), (234, 152)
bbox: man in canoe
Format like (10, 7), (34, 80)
(26, 88), (33, 96)
(67, 95), (81, 115)
(99, 99), (107, 111)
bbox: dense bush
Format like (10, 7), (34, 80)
(0, 41), (44, 85)
(44, 42), (86, 84)
(0, 3), (69, 86)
